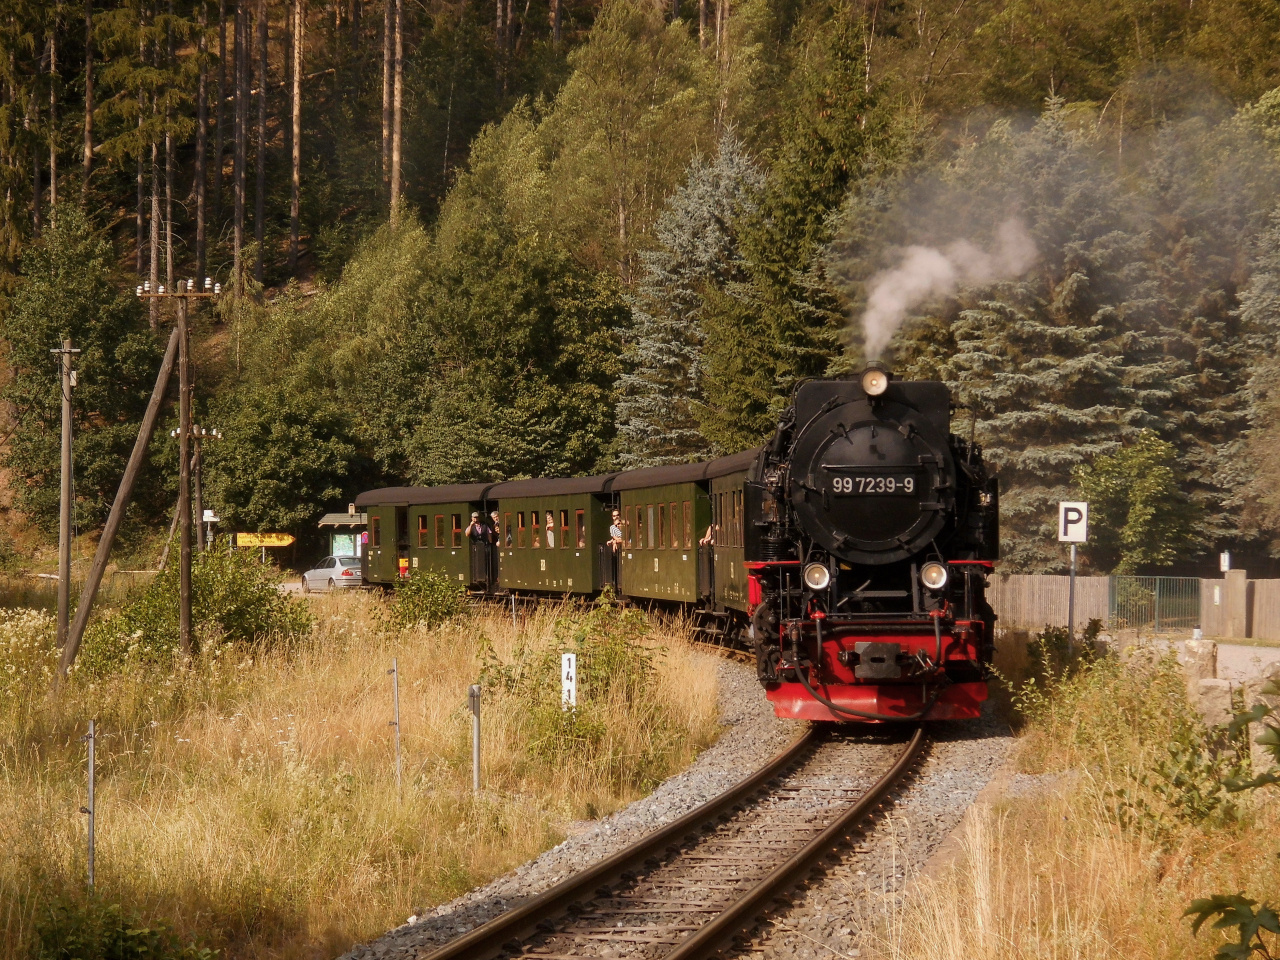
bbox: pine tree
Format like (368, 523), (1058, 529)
(614, 131), (762, 468)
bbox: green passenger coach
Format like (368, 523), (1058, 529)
(488, 476), (616, 594)
(613, 465), (711, 603)
(351, 450), (761, 625)
(358, 484), (492, 586)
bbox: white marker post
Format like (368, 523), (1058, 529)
(561, 652), (577, 710)
(1059, 501), (1089, 641)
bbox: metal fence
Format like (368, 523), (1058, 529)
(1109, 576), (1201, 632)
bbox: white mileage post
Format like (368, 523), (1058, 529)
(1058, 502), (1089, 642)
(561, 652), (577, 710)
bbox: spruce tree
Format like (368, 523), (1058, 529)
(614, 132), (762, 468)
(891, 104), (1151, 571)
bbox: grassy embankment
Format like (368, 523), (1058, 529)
(880, 631), (1280, 960)
(0, 589), (720, 959)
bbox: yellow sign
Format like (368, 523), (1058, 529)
(235, 533), (296, 548)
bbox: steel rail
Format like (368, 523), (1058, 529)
(663, 725), (927, 960)
(419, 727), (820, 960)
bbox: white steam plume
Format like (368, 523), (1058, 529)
(860, 218), (1038, 359)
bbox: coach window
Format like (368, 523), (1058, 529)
(532, 511), (542, 549)
(559, 510), (570, 548)
(734, 492), (743, 547)
(682, 501), (693, 549)
(669, 502), (679, 548)
(433, 515), (445, 548)
(517, 512), (527, 548)
(575, 509), (586, 548)
(647, 505), (655, 550)
(504, 513), (513, 548)
(417, 515), (429, 548)
(658, 504), (667, 551)
(371, 516), (382, 547)
(625, 505), (635, 548)
(451, 514), (463, 548)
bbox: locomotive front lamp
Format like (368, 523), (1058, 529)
(920, 561), (949, 591)
(803, 562), (832, 591)
(861, 366), (890, 397)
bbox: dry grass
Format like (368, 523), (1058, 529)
(880, 784), (1280, 960)
(0, 592), (720, 959)
(875, 642), (1280, 960)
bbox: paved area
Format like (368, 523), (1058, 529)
(1217, 643), (1280, 682)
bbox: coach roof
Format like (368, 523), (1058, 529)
(608, 449), (761, 491)
(487, 474), (621, 498)
(354, 483), (494, 507)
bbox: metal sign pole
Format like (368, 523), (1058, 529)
(1068, 543), (1077, 642)
(388, 658), (402, 799)
(468, 684), (481, 794)
(1058, 501), (1089, 644)
(80, 720), (95, 889)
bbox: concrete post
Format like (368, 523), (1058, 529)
(1225, 569), (1249, 640)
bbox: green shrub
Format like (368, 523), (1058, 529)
(35, 896), (214, 960)
(78, 539), (311, 675)
(387, 570), (468, 630)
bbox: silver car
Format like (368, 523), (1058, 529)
(301, 556), (363, 592)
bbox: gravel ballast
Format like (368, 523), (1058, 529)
(339, 659), (1015, 960)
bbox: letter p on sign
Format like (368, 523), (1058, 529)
(1059, 501), (1088, 543)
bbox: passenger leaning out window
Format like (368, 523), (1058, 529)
(465, 513), (488, 543)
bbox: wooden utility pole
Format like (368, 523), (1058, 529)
(57, 324), (182, 686)
(187, 425), (222, 550)
(53, 340), (80, 652)
(177, 294), (192, 653)
(133, 279), (219, 659)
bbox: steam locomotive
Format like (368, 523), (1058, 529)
(355, 366), (998, 722)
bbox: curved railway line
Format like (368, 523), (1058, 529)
(421, 726), (928, 960)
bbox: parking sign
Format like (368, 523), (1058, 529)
(1058, 502), (1088, 543)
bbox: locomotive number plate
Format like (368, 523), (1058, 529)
(830, 475), (917, 495)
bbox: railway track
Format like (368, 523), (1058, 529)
(421, 726), (928, 960)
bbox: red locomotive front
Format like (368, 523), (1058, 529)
(745, 366), (999, 723)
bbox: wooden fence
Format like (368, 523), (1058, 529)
(1253, 580), (1280, 641)
(992, 573), (1280, 640)
(987, 574), (1109, 631)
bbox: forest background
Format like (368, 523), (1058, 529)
(5, 0), (1280, 573)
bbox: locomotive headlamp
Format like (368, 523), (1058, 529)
(803, 562), (832, 591)
(861, 366), (891, 397)
(920, 561), (949, 591)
